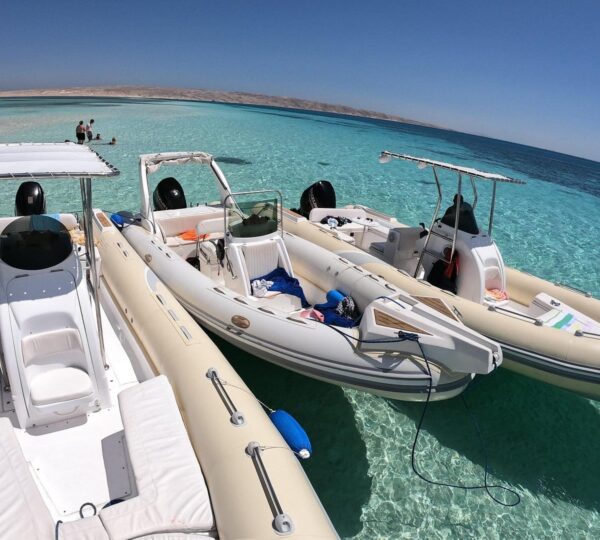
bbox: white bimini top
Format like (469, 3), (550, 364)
(0, 142), (119, 180)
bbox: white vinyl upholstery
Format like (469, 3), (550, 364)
(241, 240), (280, 280)
(59, 516), (110, 540)
(154, 207), (221, 238)
(308, 207), (366, 222)
(22, 328), (85, 367)
(99, 376), (214, 540)
(137, 534), (217, 539)
(195, 217), (224, 236)
(0, 418), (54, 540)
(22, 328), (93, 406)
(29, 367), (93, 406)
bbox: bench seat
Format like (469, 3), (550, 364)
(99, 376), (214, 540)
(0, 418), (54, 540)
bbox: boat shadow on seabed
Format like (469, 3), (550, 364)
(391, 368), (600, 512)
(208, 332), (372, 538)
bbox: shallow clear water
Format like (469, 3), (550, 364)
(2, 97), (600, 538)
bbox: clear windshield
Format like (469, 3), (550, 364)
(227, 197), (279, 238)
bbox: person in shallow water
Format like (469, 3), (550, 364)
(86, 119), (95, 141)
(75, 121), (86, 144)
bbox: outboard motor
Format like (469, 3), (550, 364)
(296, 180), (336, 218)
(15, 181), (46, 216)
(153, 177), (187, 211)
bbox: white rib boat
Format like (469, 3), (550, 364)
(284, 151), (600, 400)
(119, 150), (503, 402)
(0, 143), (338, 540)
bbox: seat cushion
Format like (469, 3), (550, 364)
(242, 240), (280, 281)
(29, 366), (93, 406)
(99, 376), (214, 540)
(22, 328), (85, 367)
(59, 515), (109, 540)
(0, 418), (54, 539)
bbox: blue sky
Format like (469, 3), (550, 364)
(1, 1), (599, 160)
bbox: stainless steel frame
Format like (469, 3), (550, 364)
(378, 151), (525, 278)
(80, 178), (106, 365)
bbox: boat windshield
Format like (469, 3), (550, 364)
(0, 215), (73, 270)
(227, 197), (279, 238)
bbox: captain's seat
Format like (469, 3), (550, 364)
(0, 216), (109, 428)
(440, 194), (479, 234)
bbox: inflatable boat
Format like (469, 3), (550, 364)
(119, 151), (502, 402)
(0, 143), (338, 540)
(285, 151), (600, 400)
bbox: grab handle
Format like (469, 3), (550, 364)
(206, 368), (245, 426)
(246, 442), (295, 535)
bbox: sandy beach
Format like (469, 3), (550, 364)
(0, 85), (437, 128)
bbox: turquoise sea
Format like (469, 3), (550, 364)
(2, 97), (600, 539)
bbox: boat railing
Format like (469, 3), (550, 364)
(553, 281), (593, 298)
(575, 330), (600, 339)
(487, 304), (541, 324)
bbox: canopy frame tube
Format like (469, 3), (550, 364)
(379, 150), (524, 278)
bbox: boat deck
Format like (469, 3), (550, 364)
(0, 298), (139, 522)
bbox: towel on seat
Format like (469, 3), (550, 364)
(253, 268), (310, 307)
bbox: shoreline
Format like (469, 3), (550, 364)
(0, 85), (440, 129)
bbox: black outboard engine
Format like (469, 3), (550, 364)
(296, 180), (336, 218)
(440, 194), (479, 235)
(15, 181), (46, 216)
(153, 177), (187, 211)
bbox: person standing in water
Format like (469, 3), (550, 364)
(76, 121), (86, 144)
(86, 119), (95, 142)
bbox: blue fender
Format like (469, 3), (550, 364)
(269, 409), (312, 459)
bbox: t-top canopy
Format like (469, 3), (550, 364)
(379, 151), (526, 185)
(0, 143), (119, 180)
(140, 151), (213, 174)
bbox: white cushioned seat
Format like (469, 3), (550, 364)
(195, 217), (224, 237)
(22, 328), (93, 406)
(155, 207), (221, 238)
(0, 418), (54, 539)
(29, 367), (93, 406)
(59, 515), (110, 540)
(242, 240), (280, 280)
(138, 534), (217, 539)
(99, 376), (214, 540)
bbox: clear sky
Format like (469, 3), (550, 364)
(1, 1), (599, 160)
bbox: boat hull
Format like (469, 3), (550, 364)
(122, 224), (478, 402)
(283, 211), (600, 401)
(95, 212), (339, 540)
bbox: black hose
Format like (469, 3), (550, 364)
(409, 340), (520, 507)
(319, 311), (520, 507)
